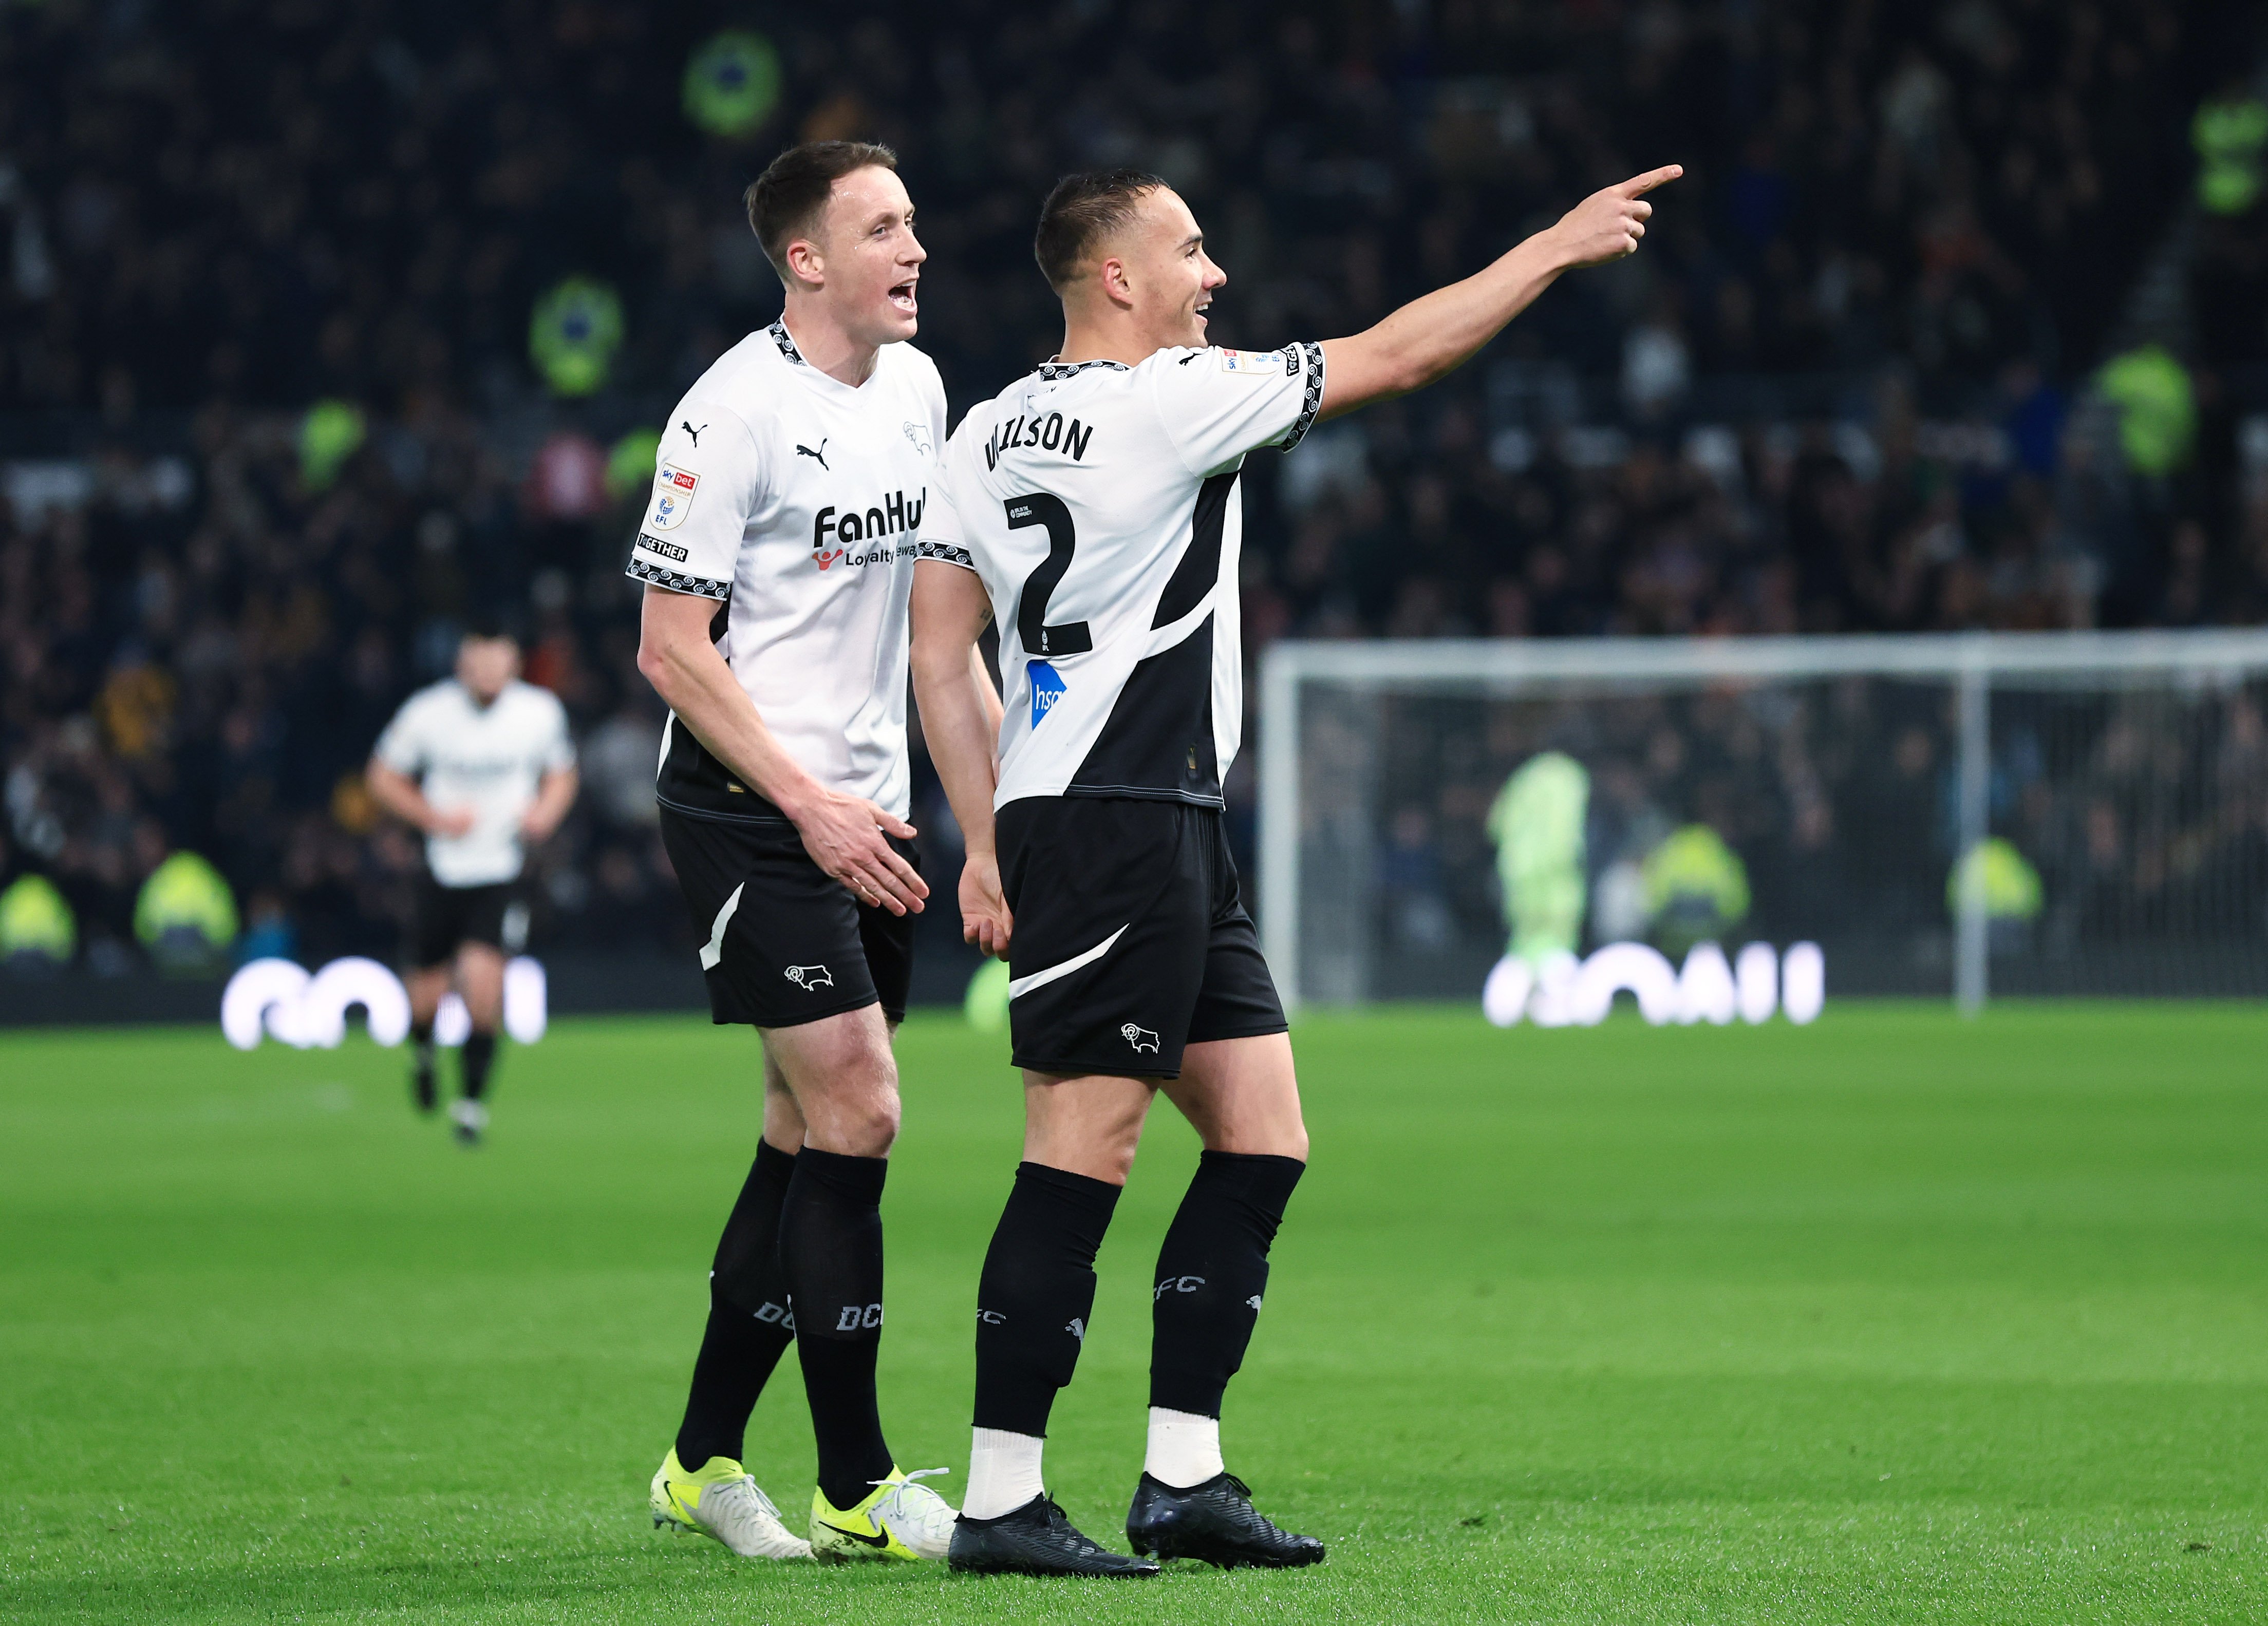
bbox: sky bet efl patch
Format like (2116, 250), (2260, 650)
(1216, 346), (1286, 377)
(647, 463), (699, 530)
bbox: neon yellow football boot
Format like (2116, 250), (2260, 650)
(650, 1448), (812, 1560)
(810, 1466), (958, 1562)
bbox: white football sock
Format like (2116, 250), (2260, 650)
(1144, 1407), (1223, 1488)
(964, 1427), (1046, 1520)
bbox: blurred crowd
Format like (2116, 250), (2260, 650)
(1, 0), (2264, 972)
(1356, 677), (2268, 996)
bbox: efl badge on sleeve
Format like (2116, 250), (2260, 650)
(1216, 347), (1286, 377)
(648, 464), (699, 531)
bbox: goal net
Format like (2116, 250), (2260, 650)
(1255, 632), (2268, 1015)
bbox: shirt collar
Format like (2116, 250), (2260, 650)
(1036, 356), (1131, 382)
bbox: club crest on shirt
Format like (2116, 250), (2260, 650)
(902, 420), (934, 459)
(1216, 347), (1285, 377)
(648, 463), (699, 531)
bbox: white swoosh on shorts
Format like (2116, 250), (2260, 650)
(1008, 924), (1129, 1000)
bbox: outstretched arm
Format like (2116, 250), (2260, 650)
(910, 560), (1011, 958)
(1318, 165), (1681, 420)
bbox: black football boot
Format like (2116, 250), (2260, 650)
(1125, 1471), (1326, 1568)
(948, 1495), (1160, 1577)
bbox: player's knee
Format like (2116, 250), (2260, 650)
(830, 1082), (899, 1156)
(1094, 1137), (1140, 1185)
(856, 1093), (901, 1154)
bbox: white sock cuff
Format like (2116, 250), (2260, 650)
(1144, 1406), (1224, 1489)
(964, 1427), (1046, 1521)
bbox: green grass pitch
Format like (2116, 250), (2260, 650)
(3, 1003), (2265, 1623)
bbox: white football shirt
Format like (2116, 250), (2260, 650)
(373, 678), (575, 887)
(920, 342), (1322, 809)
(625, 319), (947, 821)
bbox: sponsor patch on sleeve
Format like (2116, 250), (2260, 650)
(647, 463), (699, 531)
(1216, 347), (1286, 377)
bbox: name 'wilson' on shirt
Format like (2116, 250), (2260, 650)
(983, 411), (1095, 470)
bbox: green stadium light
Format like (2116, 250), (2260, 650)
(605, 427), (663, 503)
(298, 399), (366, 491)
(683, 30), (782, 139)
(529, 277), (624, 399)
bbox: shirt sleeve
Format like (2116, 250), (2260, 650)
(1152, 342), (1326, 476)
(624, 400), (763, 600)
(372, 694), (428, 774)
(914, 431), (977, 572)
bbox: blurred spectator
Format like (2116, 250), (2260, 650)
(0, 0), (2260, 967)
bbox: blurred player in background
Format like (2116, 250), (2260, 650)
(366, 620), (578, 1145)
(912, 160), (1679, 1575)
(631, 140), (968, 1566)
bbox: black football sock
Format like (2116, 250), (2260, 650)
(1149, 1151), (1306, 1419)
(779, 1146), (894, 1509)
(972, 1161), (1123, 1437)
(410, 1019), (435, 1053)
(674, 1139), (799, 1471)
(460, 1030), (497, 1101)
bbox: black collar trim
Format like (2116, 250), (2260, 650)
(767, 319), (807, 366)
(1036, 357), (1131, 381)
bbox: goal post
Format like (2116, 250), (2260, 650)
(1256, 630), (2268, 1016)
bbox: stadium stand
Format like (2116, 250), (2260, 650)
(0, 0), (2261, 970)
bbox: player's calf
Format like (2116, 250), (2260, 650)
(961, 1161), (1121, 1533)
(1148, 1150), (1305, 1420)
(1127, 1150), (1320, 1567)
(779, 1146), (896, 1515)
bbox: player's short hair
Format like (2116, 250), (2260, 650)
(462, 609), (523, 647)
(744, 140), (900, 280)
(1034, 168), (1168, 291)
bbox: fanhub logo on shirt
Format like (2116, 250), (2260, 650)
(812, 489), (925, 571)
(1028, 659), (1065, 728)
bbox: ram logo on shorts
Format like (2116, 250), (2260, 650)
(1120, 1023), (1160, 1053)
(784, 964), (834, 990)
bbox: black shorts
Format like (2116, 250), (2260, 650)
(409, 876), (520, 969)
(660, 806), (917, 1029)
(997, 798), (1286, 1079)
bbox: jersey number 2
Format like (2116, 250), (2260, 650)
(1006, 493), (1092, 657)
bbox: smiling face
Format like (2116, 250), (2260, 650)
(1098, 186), (1226, 354)
(783, 164), (926, 349)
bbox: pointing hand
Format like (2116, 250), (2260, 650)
(1553, 165), (1683, 269)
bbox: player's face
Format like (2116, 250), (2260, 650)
(812, 165), (926, 348)
(1119, 187), (1226, 352)
(456, 636), (519, 705)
